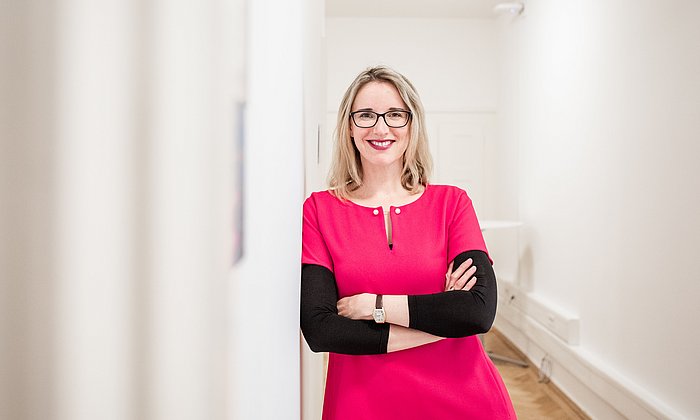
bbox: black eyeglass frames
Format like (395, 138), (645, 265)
(350, 110), (412, 128)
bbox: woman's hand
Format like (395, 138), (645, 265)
(337, 293), (375, 320)
(445, 258), (478, 292)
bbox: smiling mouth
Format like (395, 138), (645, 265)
(368, 140), (394, 149)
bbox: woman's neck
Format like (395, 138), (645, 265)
(356, 163), (404, 198)
(351, 162), (423, 208)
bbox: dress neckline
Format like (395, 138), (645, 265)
(343, 184), (431, 210)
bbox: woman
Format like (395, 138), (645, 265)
(300, 66), (516, 419)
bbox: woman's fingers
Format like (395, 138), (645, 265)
(337, 294), (373, 320)
(336, 297), (348, 316)
(446, 260), (467, 290)
(446, 258), (473, 291)
(462, 276), (477, 291)
(453, 258), (473, 276)
(445, 261), (454, 290)
(453, 265), (477, 290)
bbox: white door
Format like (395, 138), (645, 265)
(427, 113), (496, 212)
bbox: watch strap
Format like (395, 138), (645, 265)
(375, 294), (383, 310)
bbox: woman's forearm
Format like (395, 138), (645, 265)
(387, 324), (442, 352)
(383, 295), (409, 327)
(333, 295), (446, 353)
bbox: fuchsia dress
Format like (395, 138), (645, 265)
(302, 184), (516, 420)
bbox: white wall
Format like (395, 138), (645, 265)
(1, 1), (240, 419)
(3, 1), (312, 418)
(301, 1), (328, 419)
(230, 0), (305, 419)
(325, 17), (499, 113)
(304, 1), (328, 195)
(1, 3), (59, 419)
(497, 1), (700, 418)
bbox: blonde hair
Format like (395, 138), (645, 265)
(328, 66), (432, 200)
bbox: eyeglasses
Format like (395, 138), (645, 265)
(350, 110), (412, 128)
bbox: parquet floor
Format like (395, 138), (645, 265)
(483, 329), (590, 420)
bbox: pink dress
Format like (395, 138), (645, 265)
(302, 184), (517, 420)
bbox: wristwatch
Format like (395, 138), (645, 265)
(373, 294), (386, 323)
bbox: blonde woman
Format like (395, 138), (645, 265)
(301, 66), (516, 419)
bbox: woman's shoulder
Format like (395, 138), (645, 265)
(426, 184), (471, 200)
(423, 184), (476, 213)
(303, 189), (345, 212)
(304, 189), (336, 203)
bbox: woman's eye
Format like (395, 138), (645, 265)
(358, 112), (374, 119)
(387, 112), (402, 118)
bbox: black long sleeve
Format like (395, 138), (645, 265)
(407, 250), (497, 338)
(300, 250), (496, 353)
(300, 264), (390, 355)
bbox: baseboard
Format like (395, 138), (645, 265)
(495, 292), (683, 420)
(499, 281), (579, 345)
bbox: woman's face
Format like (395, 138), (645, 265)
(349, 81), (410, 172)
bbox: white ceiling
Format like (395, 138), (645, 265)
(326, 0), (506, 19)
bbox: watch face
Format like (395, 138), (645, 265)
(373, 309), (385, 323)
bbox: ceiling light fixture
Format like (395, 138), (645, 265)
(493, 2), (525, 16)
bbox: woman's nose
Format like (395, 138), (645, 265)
(372, 116), (390, 134)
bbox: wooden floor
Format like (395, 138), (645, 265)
(483, 329), (590, 420)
